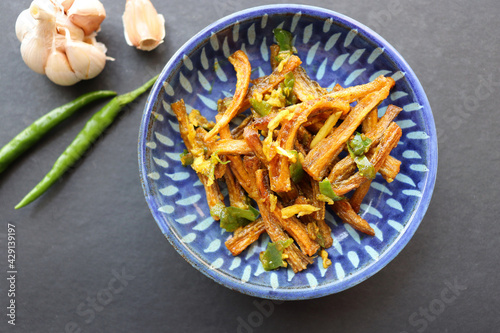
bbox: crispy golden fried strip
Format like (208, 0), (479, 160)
(327, 104), (402, 183)
(270, 97), (351, 192)
(349, 180), (372, 214)
(217, 115), (259, 200)
(171, 100), (224, 218)
(317, 219), (333, 248)
(304, 80), (394, 180)
(231, 115), (253, 139)
(292, 67), (327, 102)
(225, 218), (266, 256)
(362, 108), (378, 133)
(224, 166), (248, 209)
(255, 170), (314, 272)
(332, 200), (375, 236)
(205, 50), (251, 141)
(349, 108), (379, 213)
(379, 155), (401, 182)
(326, 75), (394, 103)
(311, 176), (326, 221)
(207, 139), (253, 155)
(256, 169), (319, 256)
(332, 122), (402, 196)
(243, 126), (269, 166)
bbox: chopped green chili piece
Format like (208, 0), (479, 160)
(289, 150), (304, 183)
(180, 149), (193, 166)
(347, 134), (376, 179)
(319, 179), (344, 202)
(349, 132), (372, 156)
(249, 98), (272, 117)
(210, 203), (260, 232)
(259, 239), (293, 271)
(282, 72), (297, 106)
(273, 29), (293, 52)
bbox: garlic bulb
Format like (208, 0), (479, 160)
(67, 0), (106, 36)
(122, 0), (165, 51)
(15, 0), (110, 86)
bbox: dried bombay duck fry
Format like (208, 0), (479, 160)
(255, 169), (314, 272)
(171, 100), (224, 217)
(170, 28), (406, 273)
(331, 122), (402, 196)
(303, 79), (394, 180)
(205, 50), (251, 141)
(270, 97), (351, 192)
(225, 218), (266, 256)
(332, 200), (375, 236)
(256, 169), (320, 256)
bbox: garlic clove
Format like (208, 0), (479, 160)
(122, 0), (165, 51)
(56, 10), (84, 41)
(20, 2), (56, 75)
(67, 0), (106, 36)
(15, 9), (37, 42)
(65, 38), (106, 80)
(45, 48), (80, 86)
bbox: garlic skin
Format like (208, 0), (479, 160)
(122, 0), (165, 51)
(15, 9), (37, 42)
(60, 0), (75, 12)
(67, 0), (106, 36)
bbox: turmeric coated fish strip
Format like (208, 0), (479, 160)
(332, 200), (375, 236)
(225, 218), (266, 256)
(303, 79), (394, 180)
(205, 50), (251, 141)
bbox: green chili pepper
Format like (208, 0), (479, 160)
(349, 132), (372, 156)
(259, 239), (293, 271)
(15, 75), (158, 209)
(0, 90), (117, 174)
(347, 133), (376, 179)
(273, 29), (293, 52)
(211, 202), (260, 232)
(319, 179), (344, 202)
(249, 98), (272, 117)
(282, 72), (297, 106)
(289, 150), (304, 183)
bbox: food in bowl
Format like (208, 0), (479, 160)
(170, 29), (403, 273)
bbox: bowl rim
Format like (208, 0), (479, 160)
(138, 4), (438, 300)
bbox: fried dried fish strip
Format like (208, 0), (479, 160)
(255, 170), (313, 272)
(171, 100), (224, 218)
(379, 155), (401, 183)
(231, 115), (253, 139)
(205, 50), (251, 141)
(271, 97), (351, 192)
(304, 80), (394, 180)
(225, 218), (266, 256)
(332, 122), (402, 196)
(207, 139), (253, 155)
(243, 126), (269, 166)
(224, 166), (248, 210)
(332, 200), (375, 236)
(292, 67), (327, 102)
(257, 169), (319, 256)
(327, 104), (402, 183)
(349, 180), (372, 213)
(325, 75), (394, 103)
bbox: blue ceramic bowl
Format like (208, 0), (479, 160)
(138, 4), (437, 300)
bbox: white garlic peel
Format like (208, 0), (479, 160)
(122, 0), (165, 51)
(15, 0), (110, 86)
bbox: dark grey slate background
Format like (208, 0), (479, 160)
(1, 0), (499, 332)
